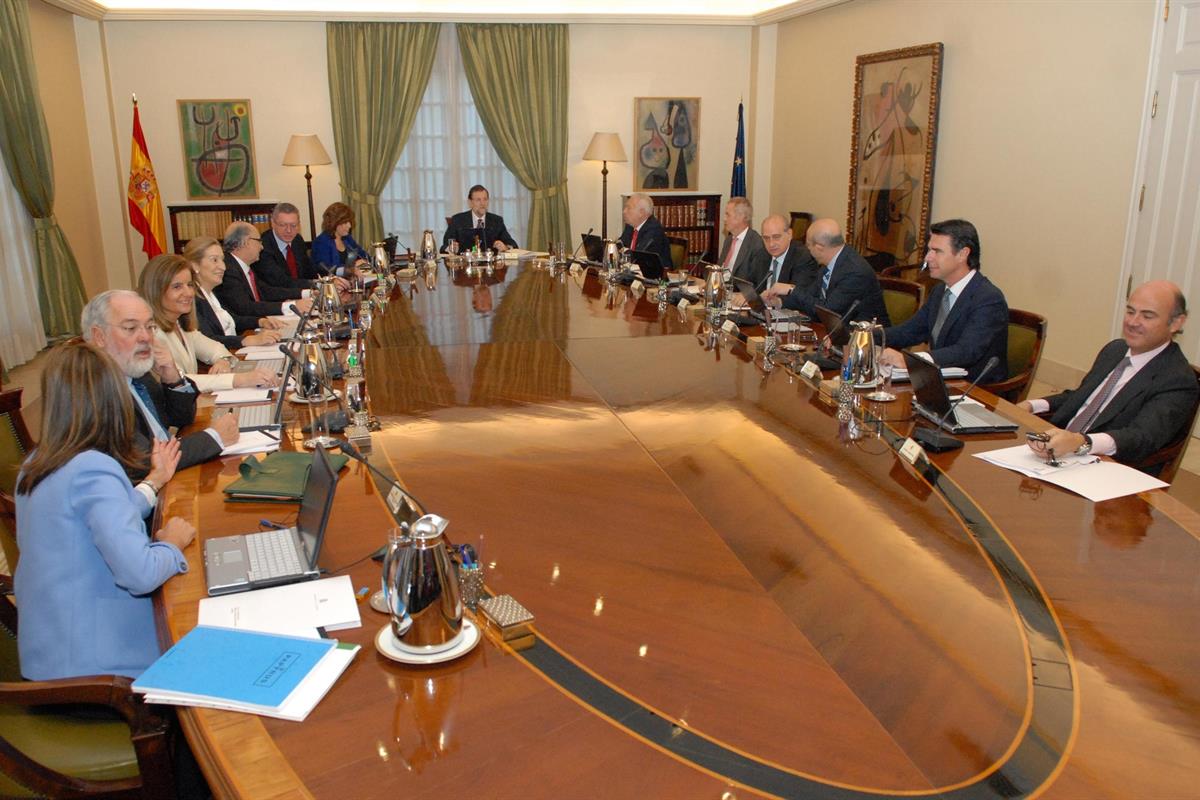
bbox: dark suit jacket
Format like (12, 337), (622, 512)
(719, 229), (770, 289)
(128, 375), (222, 481)
(1045, 339), (1198, 470)
(195, 290), (254, 350)
(442, 211), (518, 252)
(884, 270), (1009, 383)
(769, 241), (820, 293)
(781, 245), (890, 327)
(619, 216), (675, 273)
(215, 254), (289, 320)
(256, 233), (319, 292)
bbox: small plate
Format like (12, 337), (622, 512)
(375, 619), (480, 665)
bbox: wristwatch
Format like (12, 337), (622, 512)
(1075, 433), (1093, 456)
(163, 376), (186, 389)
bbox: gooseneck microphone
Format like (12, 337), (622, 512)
(335, 439), (426, 521)
(913, 355), (1001, 453)
(823, 299), (860, 344)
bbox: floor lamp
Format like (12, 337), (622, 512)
(583, 132), (627, 239)
(282, 134), (332, 240)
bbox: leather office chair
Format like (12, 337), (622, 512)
(984, 309), (1048, 403)
(0, 389), (33, 573)
(878, 277), (923, 327)
(1129, 365), (1200, 482)
(789, 212), (813, 242)
(0, 576), (177, 798)
(667, 236), (688, 271)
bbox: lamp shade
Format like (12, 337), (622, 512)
(583, 132), (627, 163)
(282, 134), (332, 167)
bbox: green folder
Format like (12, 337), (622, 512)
(223, 451), (349, 502)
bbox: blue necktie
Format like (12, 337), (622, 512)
(131, 380), (168, 440)
(820, 267), (831, 299)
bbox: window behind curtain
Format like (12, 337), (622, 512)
(380, 24), (530, 252)
(0, 155), (46, 369)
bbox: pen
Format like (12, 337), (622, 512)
(259, 519), (288, 530)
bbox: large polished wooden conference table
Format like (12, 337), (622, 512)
(156, 262), (1200, 800)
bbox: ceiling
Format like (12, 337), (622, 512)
(45, 0), (849, 24)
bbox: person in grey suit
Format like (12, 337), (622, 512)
(759, 213), (819, 294)
(763, 217), (890, 326)
(718, 197), (770, 289)
(1020, 280), (1199, 474)
(879, 218), (1007, 382)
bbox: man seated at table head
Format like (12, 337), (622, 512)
(762, 217), (889, 326)
(1020, 280), (1198, 474)
(81, 290), (237, 481)
(619, 193), (674, 272)
(718, 197), (770, 289)
(215, 221), (314, 320)
(443, 184), (518, 253)
(758, 213), (819, 294)
(878, 218), (1007, 382)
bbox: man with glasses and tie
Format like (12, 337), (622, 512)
(1020, 280), (1197, 475)
(255, 202), (351, 293)
(758, 213), (819, 294)
(80, 291), (236, 484)
(443, 185), (518, 253)
(763, 217), (889, 326)
(877, 218), (1006, 382)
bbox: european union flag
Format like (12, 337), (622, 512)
(730, 101), (747, 198)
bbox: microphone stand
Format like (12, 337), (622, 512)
(912, 356), (1000, 453)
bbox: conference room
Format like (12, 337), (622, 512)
(0, 0), (1197, 798)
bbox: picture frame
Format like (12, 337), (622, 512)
(177, 99), (259, 200)
(633, 97), (700, 192)
(846, 43), (943, 268)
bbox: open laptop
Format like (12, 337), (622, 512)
(233, 382), (289, 432)
(627, 250), (666, 281)
(581, 233), (605, 263)
(203, 445), (340, 596)
(903, 351), (1018, 434)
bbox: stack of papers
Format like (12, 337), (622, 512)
(214, 387), (273, 405)
(973, 444), (1168, 501)
(220, 430), (281, 456)
(891, 366), (968, 382)
(197, 575), (362, 638)
(499, 249), (545, 260)
(133, 626), (359, 722)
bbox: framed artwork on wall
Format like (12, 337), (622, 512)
(177, 99), (259, 200)
(846, 43), (943, 268)
(633, 97), (699, 192)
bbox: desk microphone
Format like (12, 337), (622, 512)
(823, 300), (860, 344)
(913, 355), (1000, 453)
(334, 439), (426, 522)
(571, 227), (593, 260)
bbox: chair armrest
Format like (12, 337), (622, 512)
(0, 674), (170, 738)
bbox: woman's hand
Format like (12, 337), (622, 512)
(242, 330), (280, 347)
(146, 437), (181, 489)
(155, 517), (197, 551)
(258, 317), (285, 330)
(232, 368), (279, 389)
(209, 358), (232, 375)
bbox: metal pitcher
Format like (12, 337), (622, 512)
(846, 319), (884, 387)
(603, 240), (621, 272)
(294, 332), (329, 401)
(420, 230), (438, 261)
(382, 514), (464, 650)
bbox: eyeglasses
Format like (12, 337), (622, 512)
(115, 322), (159, 336)
(275, 222), (300, 231)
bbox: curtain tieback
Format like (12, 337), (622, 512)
(531, 182), (566, 200)
(33, 214), (58, 231)
(346, 189), (380, 207)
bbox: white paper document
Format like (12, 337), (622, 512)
(236, 344), (282, 356)
(197, 575), (363, 637)
(241, 350), (283, 362)
(220, 430), (281, 456)
(974, 444), (1167, 501)
(214, 387), (273, 405)
(891, 366), (968, 383)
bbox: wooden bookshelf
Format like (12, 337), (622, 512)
(624, 193), (722, 267)
(167, 201), (276, 254)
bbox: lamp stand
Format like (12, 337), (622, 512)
(303, 164), (317, 241)
(600, 160), (611, 239)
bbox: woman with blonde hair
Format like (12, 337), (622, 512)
(14, 340), (194, 679)
(184, 235), (282, 350)
(137, 253), (278, 393)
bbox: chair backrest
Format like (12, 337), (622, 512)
(667, 236), (688, 271)
(0, 390), (32, 575)
(878, 277), (923, 327)
(789, 212), (813, 242)
(1131, 365), (1200, 482)
(1006, 309), (1048, 401)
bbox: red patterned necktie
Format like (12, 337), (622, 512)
(286, 244), (298, 279)
(246, 267), (261, 302)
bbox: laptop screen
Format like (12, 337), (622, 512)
(813, 305), (851, 347)
(297, 445), (339, 569)
(628, 249), (664, 280)
(902, 351), (953, 417)
(581, 233), (605, 263)
(730, 277), (767, 314)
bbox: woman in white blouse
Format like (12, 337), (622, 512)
(137, 254), (278, 393)
(183, 235), (282, 350)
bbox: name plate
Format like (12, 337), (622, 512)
(799, 360), (822, 381)
(387, 485), (406, 515)
(898, 437), (926, 466)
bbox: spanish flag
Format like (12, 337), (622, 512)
(128, 98), (166, 258)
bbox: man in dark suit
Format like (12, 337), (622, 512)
(216, 221), (314, 320)
(442, 185), (518, 253)
(618, 193), (674, 273)
(879, 218), (1007, 382)
(255, 202), (336, 292)
(717, 197), (770, 289)
(81, 291), (234, 479)
(763, 217), (890, 326)
(759, 213), (819, 294)
(1020, 280), (1198, 474)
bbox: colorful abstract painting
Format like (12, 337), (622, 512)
(634, 97), (699, 192)
(177, 99), (259, 200)
(846, 44), (943, 268)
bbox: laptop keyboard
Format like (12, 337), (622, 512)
(238, 402), (277, 429)
(234, 357), (285, 374)
(245, 529), (303, 582)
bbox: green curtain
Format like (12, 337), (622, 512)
(327, 21), (441, 246)
(457, 24), (571, 250)
(0, 0), (87, 337)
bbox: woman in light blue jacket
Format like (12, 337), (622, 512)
(14, 340), (195, 680)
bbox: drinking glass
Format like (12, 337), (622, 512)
(866, 351), (896, 402)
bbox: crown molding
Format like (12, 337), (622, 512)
(753, 0), (850, 25)
(40, 0), (107, 20)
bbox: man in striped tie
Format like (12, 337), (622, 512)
(1021, 280), (1198, 475)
